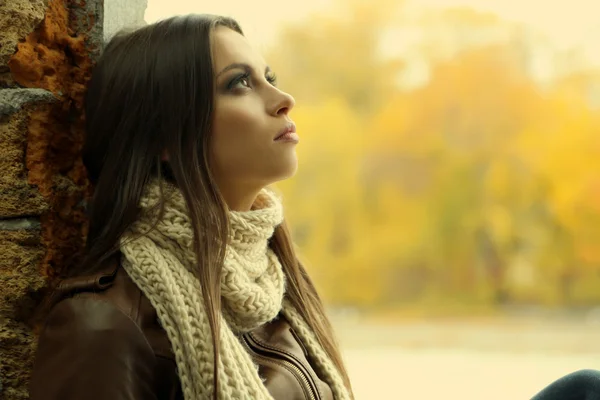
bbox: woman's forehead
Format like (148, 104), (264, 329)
(211, 26), (267, 72)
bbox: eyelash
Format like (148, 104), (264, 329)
(228, 72), (278, 90)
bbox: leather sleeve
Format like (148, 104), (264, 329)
(29, 295), (158, 400)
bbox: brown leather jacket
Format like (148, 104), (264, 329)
(29, 254), (334, 400)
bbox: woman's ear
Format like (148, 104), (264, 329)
(161, 149), (169, 162)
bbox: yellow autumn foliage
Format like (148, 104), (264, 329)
(267, 2), (600, 309)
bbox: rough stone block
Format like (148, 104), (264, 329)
(70, 0), (104, 60)
(0, 218), (41, 231)
(0, 88), (56, 118)
(0, 229), (45, 400)
(9, 0), (100, 110)
(0, 230), (45, 319)
(0, 0), (47, 74)
(0, 0), (104, 396)
(0, 320), (37, 400)
(0, 71), (17, 89)
(4, 0), (94, 279)
(0, 105), (51, 217)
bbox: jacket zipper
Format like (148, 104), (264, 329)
(242, 333), (321, 400)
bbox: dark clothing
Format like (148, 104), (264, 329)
(29, 254), (333, 400)
(532, 369), (600, 400)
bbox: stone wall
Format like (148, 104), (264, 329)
(0, 0), (146, 398)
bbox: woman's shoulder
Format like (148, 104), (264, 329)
(42, 253), (175, 358)
(43, 254), (145, 333)
(30, 255), (163, 400)
(39, 253), (150, 335)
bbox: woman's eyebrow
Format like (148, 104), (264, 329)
(216, 63), (271, 78)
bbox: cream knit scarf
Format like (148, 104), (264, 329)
(118, 178), (351, 400)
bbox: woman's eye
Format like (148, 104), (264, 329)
(229, 74), (251, 90)
(238, 77), (250, 87)
(266, 74), (278, 86)
(227, 72), (277, 90)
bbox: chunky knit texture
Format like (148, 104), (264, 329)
(119, 178), (351, 400)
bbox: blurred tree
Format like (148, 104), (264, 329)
(275, 99), (380, 306)
(267, 0), (404, 116)
(268, 2), (600, 310)
(366, 42), (546, 304)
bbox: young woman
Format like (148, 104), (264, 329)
(29, 14), (354, 400)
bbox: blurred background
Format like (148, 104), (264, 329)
(147, 0), (600, 398)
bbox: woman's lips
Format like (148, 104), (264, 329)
(274, 130), (300, 143)
(274, 122), (297, 141)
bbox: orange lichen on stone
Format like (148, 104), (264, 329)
(8, 0), (94, 110)
(7, 0), (94, 279)
(8, 0), (69, 94)
(27, 105), (89, 277)
(2, 0), (103, 395)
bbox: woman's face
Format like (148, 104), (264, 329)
(209, 26), (297, 203)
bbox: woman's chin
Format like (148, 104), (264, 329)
(270, 157), (299, 184)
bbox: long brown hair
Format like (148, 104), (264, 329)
(78, 14), (353, 398)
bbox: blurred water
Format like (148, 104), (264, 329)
(336, 319), (600, 399)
